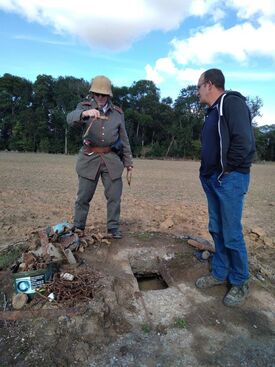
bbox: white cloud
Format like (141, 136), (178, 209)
(227, 0), (275, 19)
(189, 0), (219, 17)
(145, 64), (164, 84)
(154, 58), (177, 75)
(170, 21), (275, 65)
(189, 0), (275, 20)
(146, 19), (275, 88)
(146, 64), (203, 86)
(0, 0), (194, 50)
(0, 0), (274, 51)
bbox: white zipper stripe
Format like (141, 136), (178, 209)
(217, 93), (227, 182)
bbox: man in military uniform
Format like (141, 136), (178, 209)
(67, 75), (133, 239)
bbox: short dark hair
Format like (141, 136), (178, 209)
(203, 68), (225, 90)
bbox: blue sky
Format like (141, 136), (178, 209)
(0, 0), (275, 126)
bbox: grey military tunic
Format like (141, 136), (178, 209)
(67, 98), (133, 180)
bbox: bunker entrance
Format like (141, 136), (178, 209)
(134, 272), (168, 291)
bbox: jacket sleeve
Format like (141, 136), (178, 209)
(223, 96), (254, 168)
(119, 114), (133, 167)
(67, 102), (90, 127)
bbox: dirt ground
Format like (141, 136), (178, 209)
(0, 152), (275, 367)
(1, 152), (274, 245)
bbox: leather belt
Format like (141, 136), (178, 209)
(83, 145), (112, 155)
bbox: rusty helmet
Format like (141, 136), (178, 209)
(89, 75), (113, 97)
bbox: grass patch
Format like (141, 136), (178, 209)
(174, 318), (188, 329)
(135, 232), (154, 240)
(175, 251), (193, 259)
(175, 237), (189, 244)
(0, 243), (25, 270)
(141, 323), (151, 334)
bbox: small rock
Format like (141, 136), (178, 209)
(164, 253), (174, 260)
(64, 248), (77, 264)
(78, 245), (85, 252)
(188, 239), (210, 251)
(47, 243), (63, 261)
(101, 238), (111, 245)
(12, 293), (28, 309)
(160, 218), (174, 230)
(202, 250), (210, 260)
(255, 273), (265, 282)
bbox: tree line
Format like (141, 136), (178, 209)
(0, 73), (274, 161)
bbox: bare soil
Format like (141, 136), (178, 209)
(1, 152), (274, 243)
(0, 152), (274, 367)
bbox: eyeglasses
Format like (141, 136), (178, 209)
(94, 92), (108, 97)
(196, 81), (207, 91)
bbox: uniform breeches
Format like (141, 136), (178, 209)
(74, 162), (122, 230)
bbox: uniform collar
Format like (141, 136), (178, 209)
(91, 98), (112, 113)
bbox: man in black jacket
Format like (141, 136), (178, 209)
(195, 68), (255, 307)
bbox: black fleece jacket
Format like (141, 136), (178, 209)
(200, 91), (256, 178)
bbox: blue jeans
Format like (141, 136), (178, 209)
(200, 171), (250, 285)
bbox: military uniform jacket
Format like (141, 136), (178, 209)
(67, 98), (133, 180)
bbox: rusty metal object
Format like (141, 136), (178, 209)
(1, 269), (103, 320)
(126, 170), (132, 186)
(41, 269), (103, 307)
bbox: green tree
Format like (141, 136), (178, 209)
(172, 85), (204, 158)
(246, 96), (263, 126)
(53, 76), (89, 153)
(0, 73), (32, 149)
(254, 124), (275, 161)
(1, 73), (273, 161)
(32, 75), (55, 152)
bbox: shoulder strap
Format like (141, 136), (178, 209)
(81, 101), (92, 107)
(113, 105), (123, 114)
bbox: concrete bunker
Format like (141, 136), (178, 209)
(134, 272), (168, 291)
(128, 246), (174, 292)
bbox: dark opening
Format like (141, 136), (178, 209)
(134, 272), (168, 291)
